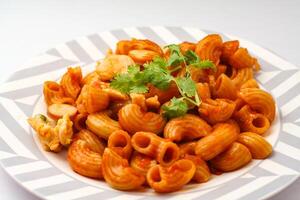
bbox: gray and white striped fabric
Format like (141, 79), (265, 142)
(0, 26), (299, 200)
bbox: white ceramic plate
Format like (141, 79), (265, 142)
(0, 26), (299, 200)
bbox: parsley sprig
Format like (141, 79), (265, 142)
(110, 44), (215, 119)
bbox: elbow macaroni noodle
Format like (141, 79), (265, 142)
(102, 148), (145, 190)
(131, 131), (180, 166)
(28, 35), (276, 193)
(198, 98), (236, 124)
(147, 159), (196, 193)
(118, 103), (166, 134)
(210, 142), (252, 172)
(195, 121), (240, 160)
(60, 67), (82, 100)
(164, 114), (212, 142)
(86, 111), (121, 139)
(108, 130), (132, 159)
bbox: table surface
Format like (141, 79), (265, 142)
(0, 0), (299, 199)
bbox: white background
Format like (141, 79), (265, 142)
(0, 0), (299, 199)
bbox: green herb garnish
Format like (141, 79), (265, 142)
(110, 65), (149, 94)
(110, 44), (215, 119)
(161, 97), (188, 119)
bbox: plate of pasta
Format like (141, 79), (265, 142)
(0, 26), (299, 200)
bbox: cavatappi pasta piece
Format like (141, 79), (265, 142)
(81, 71), (100, 86)
(210, 142), (252, 172)
(128, 49), (160, 64)
(86, 111), (121, 140)
(214, 74), (237, 100)
(164, 114), (212, 142)
(147, 159), (196, 193)
(240, 79), (259, 89)
(195, 34), (223, 65)
(183, 154), (211, 183)
(229, 67), (253, 88)
(221, 40), (239, 63)
(74, 129), (105, 155)
(73, 113), (88, 131)
(108, 130), (132, 159)
(196, 83), (211, 101)
(198, 98), (236, 124)
(179, 41), (196, 53)
(130, 151), (157, 176)
(228, 48), (260, 70)
(96, 54), (135, 81)
(179, 141), (197, 157)
(195, 121), (239, 160)
(67, 139), (103, 179)
(43, 81), (74, 105)
(76, 84), (109, 114)
(60, 67), (82, 100)
(235, 105), (270, 135)
(237, 132), (272, 159)
(146, 82), (180, 104)
(102, 148), (145, 190)
(116, 39), (163, 56)
(239, 88), (276, 122)
(47, 103), (77, 120)
(118, 104), (166, 134)
(28, 114), (73, 152)
(131, 132), (180, 166)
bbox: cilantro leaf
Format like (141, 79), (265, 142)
(110, 73), (132, 94)
(127, 64), (140, 74)
(162, 97), (188, 119)
(168, 53), (185, 67)
(110, 65), (148, 94)
(129, 84), (148, 93)
(175, 77), (197, 98)
(174, 74), (201, 107)
(143, 57), (168, 73)
(184, 50), (199, 65)
(147, 56), (168, 68)
(191, 60), (215, 70)
(184, 50), (216, 70)
(166, 44), (181, 55)
(143, 57), (173, 90)
(166, 44), (185, 67)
